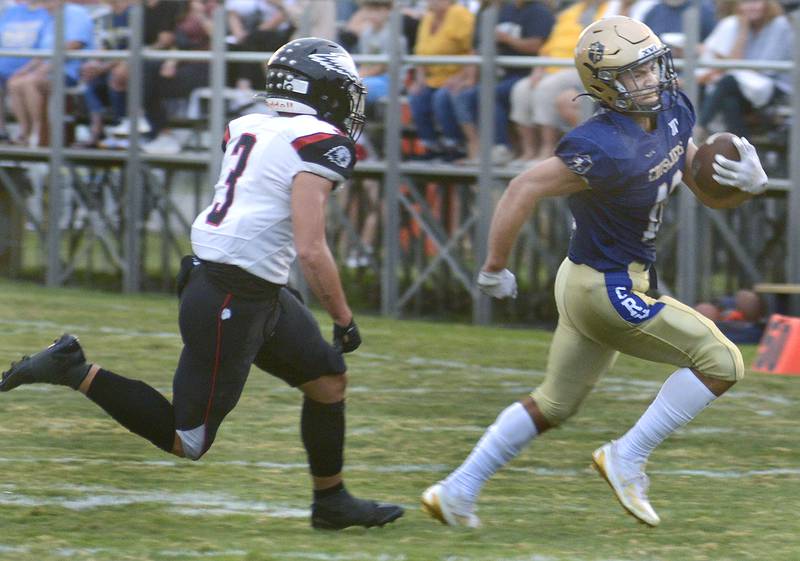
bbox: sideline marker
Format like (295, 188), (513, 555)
(752, 314), (800, 376)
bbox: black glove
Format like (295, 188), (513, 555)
(333, 319), (361, 353)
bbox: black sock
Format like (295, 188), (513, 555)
(86, 369), (176, 453)
(301, 397), (345, 478)
(313, 482), (345, 501)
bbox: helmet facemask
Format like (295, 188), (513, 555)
(603, 48), (678, 114)
(339, 79), (367, 142)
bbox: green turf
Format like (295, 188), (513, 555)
(0, 279), (797, 561)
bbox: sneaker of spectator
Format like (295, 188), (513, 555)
(345, 247), (373, 269)
(141, 131), (181, 155)
(98, 136), (129, 150)
(490, 144), (513, 165)
(106, 117), (152, 137)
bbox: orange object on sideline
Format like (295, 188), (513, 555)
(752, 314), (800, 376)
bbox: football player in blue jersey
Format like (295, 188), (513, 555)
(422, 17), (769, 528)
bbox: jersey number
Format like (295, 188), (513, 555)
(206, 133), (257, 226)
(642, 170), (682, 242)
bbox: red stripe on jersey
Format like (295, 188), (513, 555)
(291, 132), (336, 151)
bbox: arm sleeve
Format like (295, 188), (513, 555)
(555, 131), (620, 192)
(291, 132), (356, 184)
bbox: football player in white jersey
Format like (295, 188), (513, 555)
(1, 38), (403, 530)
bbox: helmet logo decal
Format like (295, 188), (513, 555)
(308, 52), (358, 80)
(324, 145), (352, 168)
(566, 154), (593, 175)
(588, 42), (605, 64)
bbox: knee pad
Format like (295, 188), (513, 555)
(529, 388), (582, 428)
(696, 338), (745, 382)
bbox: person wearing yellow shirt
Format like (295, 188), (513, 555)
(408, 0), (475, 160)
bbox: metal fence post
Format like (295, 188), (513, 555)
(209, 5), (227, 181)
(123, 2), (144, 292)
(676, 2), (700, 306)
(474, 4), (498, 325)
(46, 4), (65, 286)
(788, 12), (800, 313)
(380, 4), (404, 317)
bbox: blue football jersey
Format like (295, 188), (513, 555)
(556, 92), (695, 271)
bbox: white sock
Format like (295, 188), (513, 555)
(445, 401), (538, 504)
(615, 368), (716, 466)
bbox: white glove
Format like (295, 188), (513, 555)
(711, 136), (768, 195)
(477, 269), (518, 299)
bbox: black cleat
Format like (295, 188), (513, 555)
(311, 489), (404, 530)
(0, 334), (90, 392)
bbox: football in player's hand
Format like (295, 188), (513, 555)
(691, 132), (753, 208)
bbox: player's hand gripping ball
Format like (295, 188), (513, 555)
(691, 132), (767, 208)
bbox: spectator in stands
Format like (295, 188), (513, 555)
(642, 0), (717, 45)
(7, 0), (93, 147)
(102, 0), (188, 139)
(452, 0), (555, 166)
(349, 0), (404, 110)
(695, 289), (766, 344)
(548, 1), (656, 133)
(696, 0), (793, 139)
(408, 0), (475, 161)
(142, 0), (213, 154)
(509, 0), (611, 163)
(77, 0), (132, 148)
(0, 0), (50, 143)
(286, 0), (336, 40)
(227, 0), (294, 92)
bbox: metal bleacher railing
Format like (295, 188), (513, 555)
(0, 1), (798, 322)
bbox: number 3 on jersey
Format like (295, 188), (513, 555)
(206, 133), (257, 226)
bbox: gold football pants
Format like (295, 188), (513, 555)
(531, 258), (744, 426)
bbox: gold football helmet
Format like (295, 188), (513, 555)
(575, 16), (678, 113)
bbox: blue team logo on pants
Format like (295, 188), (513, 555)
(604, 272), (664, 324)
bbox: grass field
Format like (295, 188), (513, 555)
(0, 279), (797, 561)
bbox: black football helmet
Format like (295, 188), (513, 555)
(258, 37), (367, 141)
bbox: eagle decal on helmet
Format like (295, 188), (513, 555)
(308, 52), (359, 80)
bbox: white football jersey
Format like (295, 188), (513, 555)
(191, 113), (356, 285)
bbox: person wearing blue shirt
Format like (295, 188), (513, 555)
(0, 0), (50, 141)
(453, 0), (555, 164)
(422, 17), (769, 529)
(643, 0), (717, 42)
(7, 1), (94, 147)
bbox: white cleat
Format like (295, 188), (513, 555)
(421, 483), (481, 528)
(592, 442), (661, 527)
